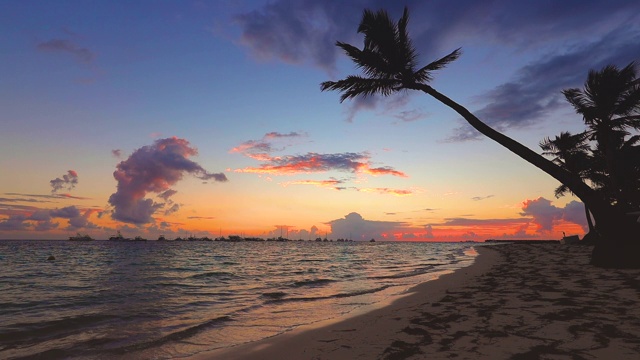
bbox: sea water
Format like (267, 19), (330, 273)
(0, 240), (477, 359)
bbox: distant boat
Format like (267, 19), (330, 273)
(133, 236), (147, 242)
(69, 233), (93, 241)
(109, 231), (126, 241)
(157, 235), (167, 241)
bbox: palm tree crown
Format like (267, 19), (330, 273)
(321, 7), (460, 102)
(563, 63), (640, 139)
(539, 131), (591, 198)
(563, 63), (640, 211)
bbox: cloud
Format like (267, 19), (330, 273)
(108, 137), (227, 224)
(236, 1), (639, 71)
(0, 196), (50, 203)
(234, 0), (365, 70)
(158, 189), (178, 201)
(264, 131), (304, 139)
(230, 140), (274, 157)
(57, 193), (91, 200)
(230, 131), (306, 159)
(234, 151), (407, 177)
(5, 192), (66, 201)
(0, 203), (103, 232)
(187, 216), (216, 220)
(50, 170), (78, 193)
(229, 132), (407, 179)
(35, 220), (59, 231)
(471, 195), (494, 201)
(0, 215), (30, 231)
(112, 149), (123, 158)
(451, 28), (640, 141)
(357, 187), (413, 197)
(281, 179), (346, 190)
(164, 204), (180, 216)
(394, 109), (429, 123)
(36, 39), (95, 63)
(520, 197), (588, 233)
(28, 210), (52, 221)
(235, 1), (640, 134)
(50, 206), (81, 219)
(67, 210), (99, 230)
(327, 212), (407, 240)
(435, 217), (530, 227)
(424, 224), (434, 239)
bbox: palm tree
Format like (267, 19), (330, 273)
(321, 7), (639, 268)
(539, 131), (596, 236)
(563, 63), (640, 213)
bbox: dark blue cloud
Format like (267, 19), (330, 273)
(36, 39), (95, 63)
(236, 0), (640, 132)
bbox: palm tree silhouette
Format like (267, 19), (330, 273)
(563, 63), (640, 212)
(540, 131), (595, 237)
(321, 7), (639, 268)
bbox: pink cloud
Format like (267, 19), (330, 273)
(234, 152), (407, 177)
(520, 197), (588, 233)
(357, 188), (413, 196)
(108, 137), (227, 224)
(50, 170), (78, 193)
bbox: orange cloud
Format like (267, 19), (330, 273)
(234, 152), (407, 177)
(358, 188), (413, 196)
(281, 179), (345, 190)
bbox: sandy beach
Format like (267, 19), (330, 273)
(192, 243), (640, 360)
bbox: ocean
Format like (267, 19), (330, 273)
(0, 240), (477, 359)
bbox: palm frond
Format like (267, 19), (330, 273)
(336, 42), (394, 79)
(357, 9), (398, 61)
(322, 7), (460, 101)
(413, 48), (462, 83)
(321, 76), (400, 102)
(562, 88), (593, 116)
(396, 7), (418, 72)
(554, 184), (571, 198)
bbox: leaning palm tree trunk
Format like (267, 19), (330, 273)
(412, 85), (639, 268)
(412, 83), (603, 208)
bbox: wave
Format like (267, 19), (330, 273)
(190, 271), (237, 280)
(366, 265), (444, 280)
(261, 291), (288, 300)
(291, 278), (336, 288)
(265, 285), (391, 304)
(105, 315), (234, 355)
(0, 313), (118, 347)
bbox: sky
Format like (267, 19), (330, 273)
(1, 0), (639, 241)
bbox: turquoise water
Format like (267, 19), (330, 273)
(0, 240), (476, 359)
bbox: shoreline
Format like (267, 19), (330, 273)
(187, 245), (496, 360)
(188, 244), (640, 359)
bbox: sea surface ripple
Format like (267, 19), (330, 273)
(0, 240), (477, 359)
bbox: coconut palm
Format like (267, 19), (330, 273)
(563, 63), (640, 212)
(539, 131), (592, 200)
(539, 132), (595, 235)
(321, 7), (639, 267)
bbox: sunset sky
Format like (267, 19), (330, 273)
(2, 0), (639, 241)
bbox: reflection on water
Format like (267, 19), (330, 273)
(0, 241), (476, 359)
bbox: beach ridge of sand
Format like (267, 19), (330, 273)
(191, 244), (640, 359)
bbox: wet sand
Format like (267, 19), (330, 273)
(190, 244), (640, 359)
